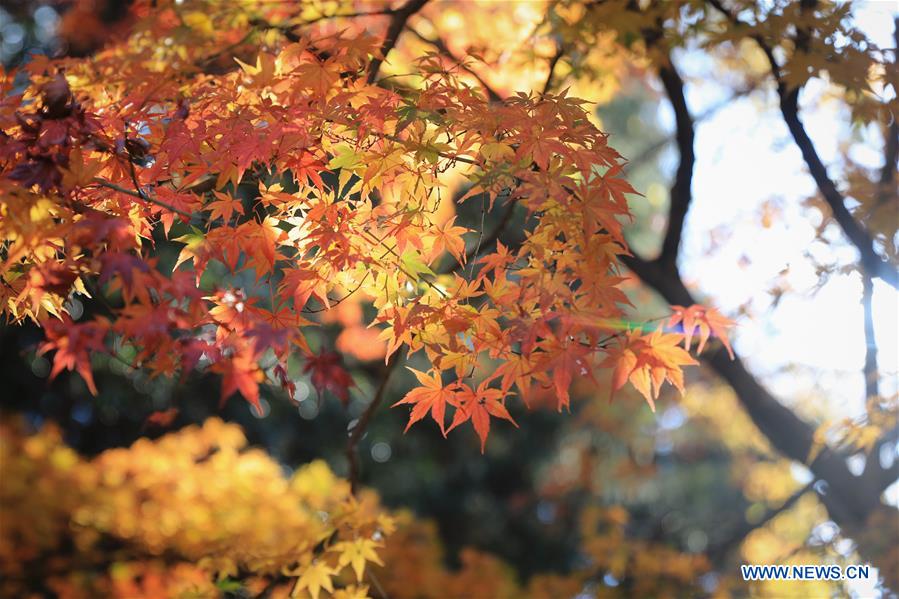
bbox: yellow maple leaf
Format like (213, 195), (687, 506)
(292, 560), (336, 599)
(331, 538), (384, 582)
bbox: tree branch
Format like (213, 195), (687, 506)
(542, 42), (565, 95)
(347, 351), (403, 493)
(861, 272), (879, 401)
(710, 480), (815, 560)
(706, 0), (899, 290)
(367, 0), (430, 84)
(656, 56), (695, 269)
(92, 177), (193, 219)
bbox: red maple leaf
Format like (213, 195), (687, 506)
(304, 350), (354, 406)
(39, 317), (107, 396)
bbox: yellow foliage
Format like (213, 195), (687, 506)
(0, 417), (391, 598)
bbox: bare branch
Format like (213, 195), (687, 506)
(347, 352), (403, 493)
(542, 42), (565, 95)
(367, 0), (430, 84)
(861, 273), (879, 401)
(656, 56), (695, 269)
(710, 480), (815, 559)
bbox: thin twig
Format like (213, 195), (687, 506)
(91, 177), (193, 219)
(438, 197), (517, 275)
(347, 351), (403, 493)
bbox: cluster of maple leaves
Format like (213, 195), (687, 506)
(0, 0), (734, 451)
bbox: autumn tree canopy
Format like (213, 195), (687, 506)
(1, 0), (896, 597)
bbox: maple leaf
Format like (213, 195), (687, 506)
(331, 538), (384, 582)
(392, 368), (459, 436)
(538, 335), (596, 411)
(448, 379), (518, 453)
(39, 317), (107, 396)
(207, 191), (244, 224)
(286, 151), (326, 190)
(601, 328), (698, 411)
(304, 350), (354, 406)
(668, 305), (735, 359)
(479, 141), (515, 162)
(214, 344), (264, 413)
(280, 268), (330, 311)
(292, 560), (336, 599)
(26, 262), (79, 312)
(331, 586), (371, 599)
(428, 216), (470, 264)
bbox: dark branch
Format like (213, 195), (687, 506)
(542, 43), (565, 95)
(346, 352), (403, 493)
(367, 0), (430, 84)
(92, 177), (193, 219)
(656, 56), (695, 269)
(710, 480), (815, 559)
(861, 273), (879, 401)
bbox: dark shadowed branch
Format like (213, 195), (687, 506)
(710, 480), (815, 560)
(347, 351), (403, 493)
(542, 42), (565, 95)
(92, 177), (193, 219)
(367, 0), (430, 84)
(655, 56), (695, 269)
(861, 273), (879, 401)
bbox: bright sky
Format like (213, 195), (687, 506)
(664, 2), (898, 428)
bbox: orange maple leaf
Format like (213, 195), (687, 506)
(447, 379), (518, 452)
(668, 305), (735, 359)
(393, 368), (459, 436)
